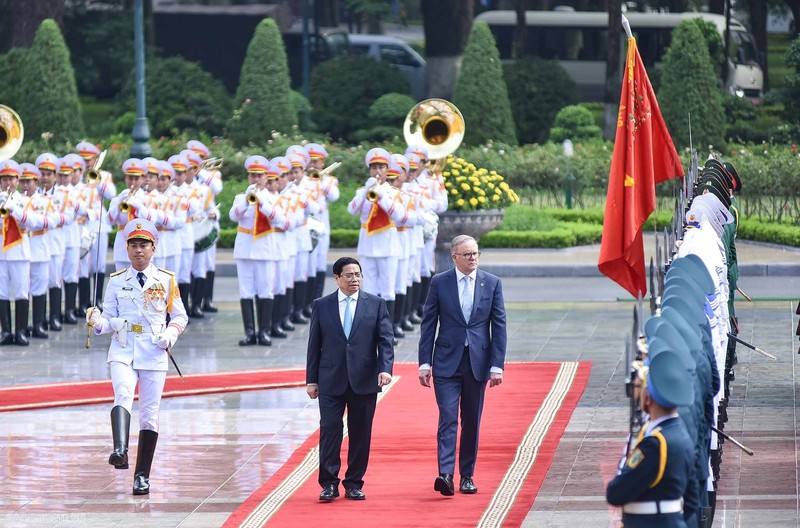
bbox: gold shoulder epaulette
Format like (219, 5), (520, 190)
(158, 267), (175, 276)
(110, 268), (126, 277)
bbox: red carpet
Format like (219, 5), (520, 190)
(0, 368), (306, 412)
(225, 361), (590, 528)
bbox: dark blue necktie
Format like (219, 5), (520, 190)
(137, 271), (146, 288)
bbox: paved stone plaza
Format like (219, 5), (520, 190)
(1, 243), (799, 527)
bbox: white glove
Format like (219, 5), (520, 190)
(364, 177), (377, 192)
(127, 197), (144, 211)
(157, 327), (179, 350)
(87, 307), (103, 327)
(110, 318), (125, 332)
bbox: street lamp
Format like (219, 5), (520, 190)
(562, 139), (574, 209)
(130, 0), (152, 157)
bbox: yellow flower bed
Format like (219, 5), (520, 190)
(441, 155), (519, 212)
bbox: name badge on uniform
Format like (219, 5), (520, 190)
(122, 286), (133, 291)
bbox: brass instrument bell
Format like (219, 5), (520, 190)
(403, 99), (464, 161)
(0, 105), (23, 162)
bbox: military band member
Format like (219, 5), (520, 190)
(304, 143), (339, 313)
(62, 155), (89, 324)
(388, 154), (418, 339)
(152, 161), (185, 273)
(87, 218), (187, 495)
(43, 157), (77, 330)
(108, 159), (164, 271)
(188, 140), (223, 313)
(347, 148), (407, 336)
(77, 141), (117, 310)
(0, 162), (46, 346)
(270, 156), (296, 337)
(170, 155), (202, 316)
(404, 152), (426, 326)
(607, 347), (699, 528)
(230, 156), (288, 346)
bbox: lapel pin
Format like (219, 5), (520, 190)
(480, 282), (484, 287)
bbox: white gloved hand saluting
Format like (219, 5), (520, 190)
(157, 327), (179, 350)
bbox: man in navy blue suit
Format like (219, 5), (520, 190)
(418, 235), (507, 496)
(306, 256), (394, 502)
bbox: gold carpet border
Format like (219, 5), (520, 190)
(478, 361), (579, 528)
(239, 376), (401, 528)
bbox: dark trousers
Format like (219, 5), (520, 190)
(318, 384), (377, 490)
(433, 347), (487, 477)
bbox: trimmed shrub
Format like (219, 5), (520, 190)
(352, 92), (416, 143)
(453, 21), (517, 146)
(770, 35), (800, 129)
(227, 18), (297, 146)
(17, 19), (85, 142)
(117, 56), (231, 137)
(0, 48), (26, 109)
(310, 56), (409, 141)
(658, 20), (725, 150)
(549, 105), (603, 143)
(503, 57), (579, 145)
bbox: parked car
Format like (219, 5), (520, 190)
(347, 34), (427, 100)
(283, 28), (351, 89)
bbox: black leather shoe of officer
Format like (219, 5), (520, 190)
(392, 323), (405, 338)
(434, 473), (454, 496)
(319, 484), (339, 502)
(409, 312), (422, 324)
(49, 316), (62, 332)
(132, 474), (150, 495)
(14, 330), (29, 347)
(344, 488), (366, 500)
(302, 305), (313, 318)
(238, 332), (256, 346)
(257, 330), (272, 346)
(202, 299), (218, 313)
(32, 323), (48, 339)
(189, 305), (205, 318)
(280, 317), (295, 332)
(270, 324), (288, 339)
(401, 317), (414, 332)
(459, 476), (478, 494)
(0, 332), (14, 345)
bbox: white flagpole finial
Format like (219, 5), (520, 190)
(622, 14), (633, 39)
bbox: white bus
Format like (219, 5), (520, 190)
(475, 10), (763, 102)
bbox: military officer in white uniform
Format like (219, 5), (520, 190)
(87, 218), (188, 496)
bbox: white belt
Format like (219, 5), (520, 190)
(623, 499), (682, 515)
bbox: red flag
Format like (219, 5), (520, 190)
(598, 37), (684, 297)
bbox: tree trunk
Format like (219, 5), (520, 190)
(748, 0), (769, 91)
(784, 0), (800, 37)
(3, 0), (63, 50)
(709, 0), (725, 14)
(604, 0), (622, 141)
(421, 0), (473, 99)
(316, 0), (339, 28)
(513, 0), (526, 59)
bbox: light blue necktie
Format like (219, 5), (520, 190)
(343, 296), (353, 338)
(460, 275), (473, 323)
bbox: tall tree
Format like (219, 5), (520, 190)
(421, 0), (473, 99)
(2, 0), (63, 51)
(748, 0), (769, 91)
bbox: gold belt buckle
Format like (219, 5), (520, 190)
(130, 323), (144, 334)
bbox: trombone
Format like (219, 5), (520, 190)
(86, 149), (108, 185)
(308, 161), (342, 180)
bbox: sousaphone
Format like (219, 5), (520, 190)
(403, 98), (465, 162)
(0, 105), (23, 161)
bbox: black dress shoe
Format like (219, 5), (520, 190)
(401, 318), (414, 332)
(409, 312), (422, 324)
(32, 323), (48, 339)
(459, 476), (477, 494)
(0, 332), (14, 345)
(281, 317), (295, 332)
(257, 330), (272, 346)
(319, 484), (339, 502)
(202, 300), (218, 313)
(302, 305), (313, 318)
(49, 317), (62, 332)
(344, 488), (365, 500)
(270, 324), (288, 338)
(434, 473), (454, 496)
(392, 323), (405, 338)
(189, 306), (205, 318)
(290, 311), (309, 324)
(62, 310), (78, 325)
(238, 333), (257, 346)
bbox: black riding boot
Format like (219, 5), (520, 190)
(257, 298), (273, 346)
(203, 271), (218, 312)
(49, 287), (62, 331)
(392, 296), (405, 338)
(63, 282), (78, 324)
(94, 272), (105, 309)
(386, 300), (399, 345)
(270, 294), (288, 338)
(132, 430), (158, 495)
(179, 283), (190, 315)
(31, 294), (48, 338)
(291, 282), (309, 324)
(313, 271), (326, 300)
(281, 288), (295, 331)
(76, 277), (91, 317)
(302, 275), (315, 318)
(239, 299), (256, 346)
(189, 278), (205, 318)
(14, 299), (29, 346)
(108, 406), (131, 469)
(0, 300), (13, 345)
(398, 292), (414, 331)
(418, 275), (432, 318)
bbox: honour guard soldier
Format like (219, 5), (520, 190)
(388, 154), (417, 338)
(87, 218), (188, 495)
(270, 156), (297, 337)
(347, 148), (407, 329)
(43, 157), (77, 330)
(607, 346), (699, 527)
(0, 162), (46, 346)
(170, 155), (201, 315)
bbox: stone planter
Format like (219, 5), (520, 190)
(434, 208), (505, 272)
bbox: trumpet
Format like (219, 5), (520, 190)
(86, 149), (108, 184)
(308, 161), (342, 180)
(119, 188), (137, 213)
(244, 184), (260, 205)
(0, 193), (11, 219)
(201, 157), (224, 171)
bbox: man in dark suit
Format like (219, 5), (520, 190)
(306, 256), (394, 502)
(418, 234), (507, 496)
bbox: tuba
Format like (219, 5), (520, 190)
(0, 105), (23, 162)
(403, 98), (465, 165)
